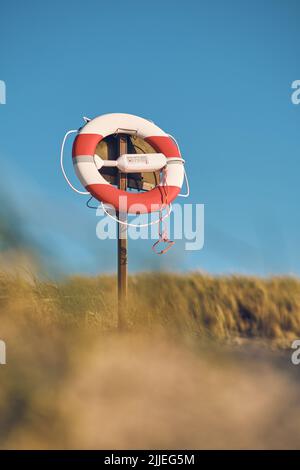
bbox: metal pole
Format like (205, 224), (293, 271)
(117, 134), (128, 329)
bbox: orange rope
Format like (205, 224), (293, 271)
(152, 167), (175, 255)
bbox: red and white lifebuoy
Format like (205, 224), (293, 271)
(72, 113), (184, 214)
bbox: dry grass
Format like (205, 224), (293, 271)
(0, 271), (300, 449)
(3, 271), (298, 342)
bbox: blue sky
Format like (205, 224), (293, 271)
(0, 0), (299, 276)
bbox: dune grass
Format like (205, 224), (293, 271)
(1, 271), (300, 344)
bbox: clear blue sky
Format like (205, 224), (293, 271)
(0, 0), (299, 276)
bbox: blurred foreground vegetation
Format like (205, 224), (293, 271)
(1, 271), (300, 449)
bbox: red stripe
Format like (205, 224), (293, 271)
(86, 184), (180, 214)
(145, 136), (181, 158)
(72, 134), (103, 157)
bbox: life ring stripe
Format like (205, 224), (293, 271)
(72, 134), (103, 157)
(87, 184), (180, 214)
(145, 136), (181, 158)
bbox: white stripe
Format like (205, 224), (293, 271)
(73, 157), (109, 187)
(164, 163), (184, 188)
(73, 155), (94, 164)
(79, 113), (167, 139)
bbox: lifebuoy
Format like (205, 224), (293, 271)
(72, 113), (184, 214)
